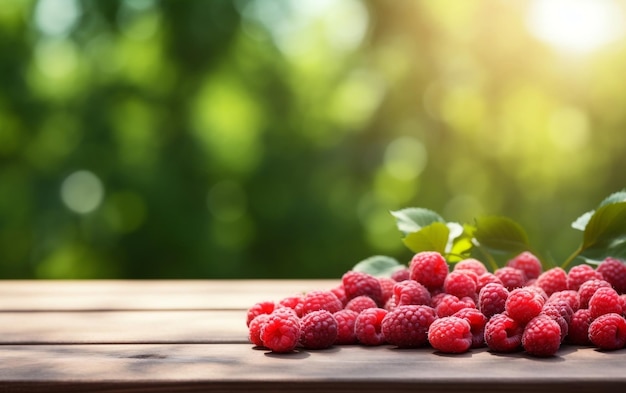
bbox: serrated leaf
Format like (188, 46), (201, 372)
(402, 222), (449, 254)
(579, 236), (626, 265)
(352, 255), (403, 277)
(571, 190), (626, 231)
(582, 202), (626, 251)
(390, 208), (445, 236)
(572, 211), (593, 231)
(473, 216), (531, 254)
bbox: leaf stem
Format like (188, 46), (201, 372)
(561, 245), (583, 270)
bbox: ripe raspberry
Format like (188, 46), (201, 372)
(435, 294), (475, 317)
(393, 280), (431, 307)
(409, 251), (449, 291)
(507, 251), (542, 280)
(333, 309), (359, 344)
(299, 310), (338, 349)
(567, 264), (603, 291)
(478, 283), (509, 318)
(246, 300), (275, 327)
(345, 295), (378, 313)
(484, 313), (523, 353)
(453, 307), (487, 348)
(277, 295), (304, 317)
(535, 267), (568, 296)
(597, 257), (626, 294)
(541, 301), (572, 342)
(354, 308), (388, 345)
(454, 258), (488, 276)
(444, 271), (478, 299)
(521, 315), (561, 357)
(260, 308), (301, 353)
(578, 279), (612, 309)
(567, 308), (593, 345)
(248, 314), (270, 347)
(505, 288), (545, 325)
(588, 313), (626, 350)
(330, 285), (348, 306)
(378, 277), (396, 305)
(494, 267), (527, 291)
(342, 271), (384, 306)
(391, 268), (410, 282)
(428, 316), (473, 354)
(381, 305), (436, 348)
(588, 286), (622, 319)
(302, 290), (343, 315)
(546, 290), (579, 312)
(476, 272), (504, 293)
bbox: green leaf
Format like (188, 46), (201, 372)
(447, 223), (476, 261)
(571, 190), (626, 231)
(473, 216), (531, 254)
(582, 202), (626, 251)
(352, 255), (403, 277)
(402, 222), (450, 254)
(390, 208), (445, 236)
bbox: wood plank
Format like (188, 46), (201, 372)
(0, 343), (624, 392)
(0, 280), (339, 311)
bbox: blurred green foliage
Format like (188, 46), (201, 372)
(1, 0), (626, 278)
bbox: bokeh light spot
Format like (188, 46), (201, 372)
(34, 0), (81, 37)
(207, 180), (247, 222)
(384, 136), (428, 181)
(60, 170), (104, 214)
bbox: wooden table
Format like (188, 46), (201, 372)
(0, 280), (624, 392)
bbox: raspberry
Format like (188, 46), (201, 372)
(476, 272), (503, 293)
(535, 267), (568, 296)
(260, 308), (301, 353)
(484, 313), (523, 353)
(597, 257), (626, 294)
(578, 279), (612, 309)
(409, 251), (449, 291)
(278, 295), (304, 317)
(393, 280), (431, 306)
(428, 316), (473, 353)
(453, 307), (487, 348)
(454, 258), (488, 276)
(246, 300), (275, 327)
(541, 301), (572, 342)
(330, 285), (348, 306)
(521, 315), (561, 357)
(345, 295), (378, 313)
(507, 251), (542, 280)
(567, 308), (593, 345)
(478, 283), (509, 318)
(302, 290), (343, 315)
(435, 294), (475, 317)
(505, 287), (545, 325)
(494, 267), (527, 291)
(588, 286), (622, 319)
(378, 277), (396, 305)
(381, 305), (436, 348)
(567, 264), (603, 291)
(248, 314), (270, 347)
(342, 271), (384, 306)
(333, 309), (359, 344)
(444, 271), (477, 299)
(391, 268), (410, 282)
(354, 308), (388, 345)
(546, 290), (579, 312)
(588, 313), (626, 350)
(299, 310), (338, 349)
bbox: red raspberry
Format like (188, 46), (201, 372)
(246, 300), (275, 327)
(428, 316), (473, 353)
(547, 290), (579, 312)
(589, 286), (622, 319)
(597, 257), (626, 294)
(454, 258), (488, 276)
(507, 251), (542, 280)
(378, 277), (396, 305)
(393, 280), (431, 306)
(578, 279), (612, 308)
(409, 251), (449, 290)
(541, 301), (572, 342)
(588, 313), (626, 350)
(453, 307), (487, 348)
(435, 294), (475, 317)
(384, 296), (397, 311)
(381, 305), (436, 348)
(354, 308), (388, 345)
(391, 268), (410, 282)
(260, 308), (301, 353)
(494, 267), (527, 291)
(621, 294), (626, 315)
(444, 271), (478, 299)
(278, 295), (304, 317)
(302, 290), (343, 315)
(248, 314), (270, 347)
(342, 271), (384, 306)
(535, 267), (568, 296)
(567, 308), (593, 345)
(521, 315), (561, 357)
(330, 285), (348, 306)
(333, 309), (359, 344)
(345, 295), (378, 313)
(505, 287), (545, 325)
(299, 310), (338, 349)
(484, 313), (523, 353)
(476, 272), (503, 293)
(567, 264), (603, 291)
(478, 283), (509, 318)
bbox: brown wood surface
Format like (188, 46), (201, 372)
(0, 280), (624, 393)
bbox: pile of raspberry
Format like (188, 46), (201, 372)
(246, 252), (626, 357)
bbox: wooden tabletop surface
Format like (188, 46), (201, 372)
(0, 279), (624, 392)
